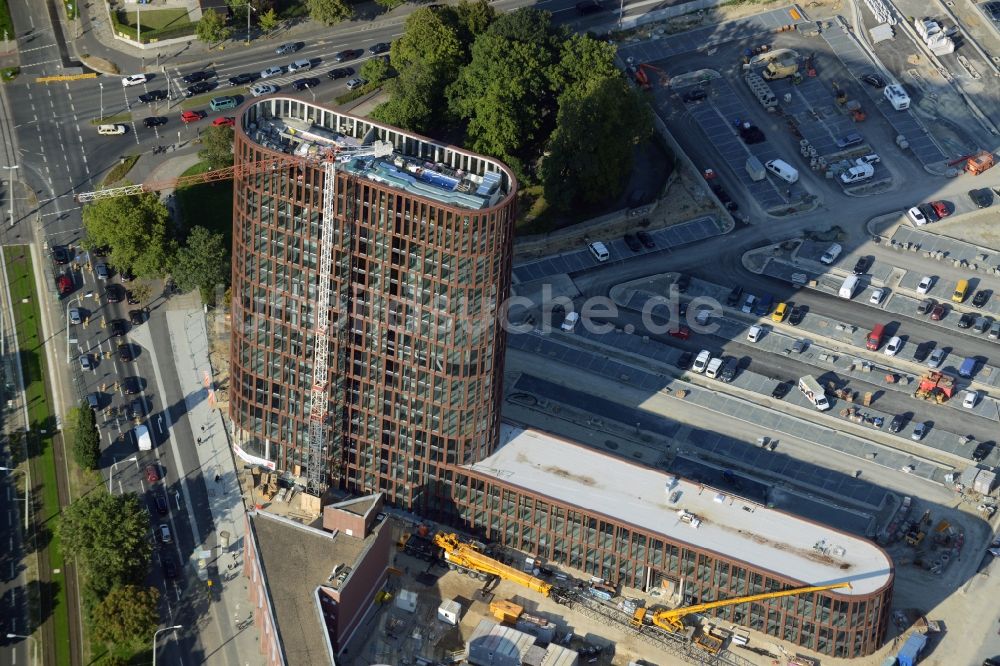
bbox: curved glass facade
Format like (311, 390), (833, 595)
(229, 98), (517, 509)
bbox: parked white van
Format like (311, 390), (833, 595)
(588, 241), (609, 262)
(839, 274), (859, 299)
(820, 243), (842, 265)
(764, 159), (799, 183)
(705, 357), (724, 379)
(840, 163), (874, 184)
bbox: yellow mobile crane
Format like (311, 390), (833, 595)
(632, 581), (852, 634)
(433, 532), (555, 597)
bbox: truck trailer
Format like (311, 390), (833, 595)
(895, 632), (927, 666)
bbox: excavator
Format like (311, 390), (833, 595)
(631, 582), (852, 635)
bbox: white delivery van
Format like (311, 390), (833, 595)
(839, 275), (859, 299)
(705, 358), (724, 379)
(884, 84), (910, 110)
(798, 375), (830, 411)
(764, 159), (799, 183)
(588, 241), (609, 262)
(97, 124), (127, 136)
(840, 163), (874, 184)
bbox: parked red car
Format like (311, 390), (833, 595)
(669, 325), (691, 340)
(56, 274), (72, 296)
(211, 116), (235, 127)
(930, 201), (950, 219)
(145, 464), (160, 483)
(180, 110), (204, 123)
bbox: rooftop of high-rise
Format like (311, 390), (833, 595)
(239, 96), (512, 210)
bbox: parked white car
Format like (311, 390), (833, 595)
(916, 276), (933, 294)
(121, 74), (148, 87)
(250, 83), (278, 97)
(907, 206), (927, 226)
(963, 390), (979, 409)
(746, 325), (763, 343)
(869, 288), (885, 305)
(692, 350), (711, 373)
(884, 336), (903, 356)
(560, 311), (579, 332)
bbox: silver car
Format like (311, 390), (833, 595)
(69, 307), (82, 325)
(927, 347), (946, 368)
(346, 78), (368, 90)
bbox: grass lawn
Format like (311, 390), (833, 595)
(176, 161), (233, 246)
(3, 246), (71, 666)
(122, 7), (190, 30)
(103, 155), (140, 186)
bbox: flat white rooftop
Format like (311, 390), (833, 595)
(468, 425), (893, 596)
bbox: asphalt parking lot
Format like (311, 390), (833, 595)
(511, 216), (723, 283)
(892, 223), (1000, 273)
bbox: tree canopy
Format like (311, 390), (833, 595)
(195, 9), (232, 44)
(93, 585), (160, 644)
(171, 226), (230, 301)
(541, 77), (652, 211)
(306, 0), (352, 25)
(258, 8), (279, 35)
(198, 125), (235, 171)
(82, 191), (173, 278)
(59, 493), (151, 597)
(359, 57), (391, 86)
(371, 62), (440, 134)
(70, 404), (100, 470)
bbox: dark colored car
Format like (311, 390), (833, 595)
(275, 42), (302, 55)
(228, 73), (256, 86)
(861, 73), (886, 88)
(888, 414), (903, 433)
(182, 71), (210, 84)
(335, 49), (363, 62)
(162, 557), (178, 579)
(118, 343), (133, 362)
(105, 284), (125, 303)
(110, 319), (127, 337)
(368, 42), (391, 55)
(788, 305), (806, 325)
(675, 273), (691, 293)
(143, 116), (167, 128)
(57, 274), (73, 296)
(292, 77), (321, 91)
(126, 289), (139, 305)
(575, 0), (604, 14)
(120, 268), (134, 282)
(154, 492), (169, 516)
(913, 342), (933, 362)
(959, 312), (976, 329)
(129, 309), (145, 325)
(675, 351), (693, 369)
(969, 188), (993, 208)
(131, 398), (145, 419)
(52, 246), (70, 264)
(918, 202), (940, 223)
(327, 67), (354, 79)
(682, 88), (707, 103)
(623, 233), (642, 252)
(973, 442), (992, 463)
(138, 89), (167, 103)
(930, 303), (947, 320)
(719, 357), (738, 383)
(636, 230), (655, 248)
(726, 285), (743, 307)
(123, 377), (141, 395)
(853, 256), (871, 275)
(771, 381), (791, 399)
(185, 81), (214, 97)
(973, 289), (991, 308)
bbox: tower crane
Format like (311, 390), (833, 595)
(632, 581), (852, 633)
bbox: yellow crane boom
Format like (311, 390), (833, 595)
(634, 582), (852, 633)
(433, 532), (553, 596)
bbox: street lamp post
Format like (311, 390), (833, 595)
(6, 633), (38, 666)
(99, 83), (104, 122)
(245, 2), (256, 46)
(108, 455), (138, 494)
(2, 165), (18, 227)
(151, 625), (182, 666)
(0, 466), (28, 530)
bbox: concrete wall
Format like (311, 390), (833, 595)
(330, 524), (393, 650)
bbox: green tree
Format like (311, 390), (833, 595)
(198, 126), (235, 171)
(541, 76), (652, 211)
(258, 7), (279, 34)
(552, 33), (619, 95)
(82, 192), (173, 278)
(71, 404), (100, 470)
(451, 0), (497, 46)
(371, 62), (439, 133)
(195, 9), (232, 44)
(59, 493), (151, 597)
(101, 656), (128, 666)
(93, 585), (160, 644)
(129, 282), (152, 305)
(172, 226), (229, 301)
(375, 0), (406, 9)
(359, 57), (391, 86)
(306, 0), (352, 25)
(447, 31), (553, 165)
(392, 8), (464, 73)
